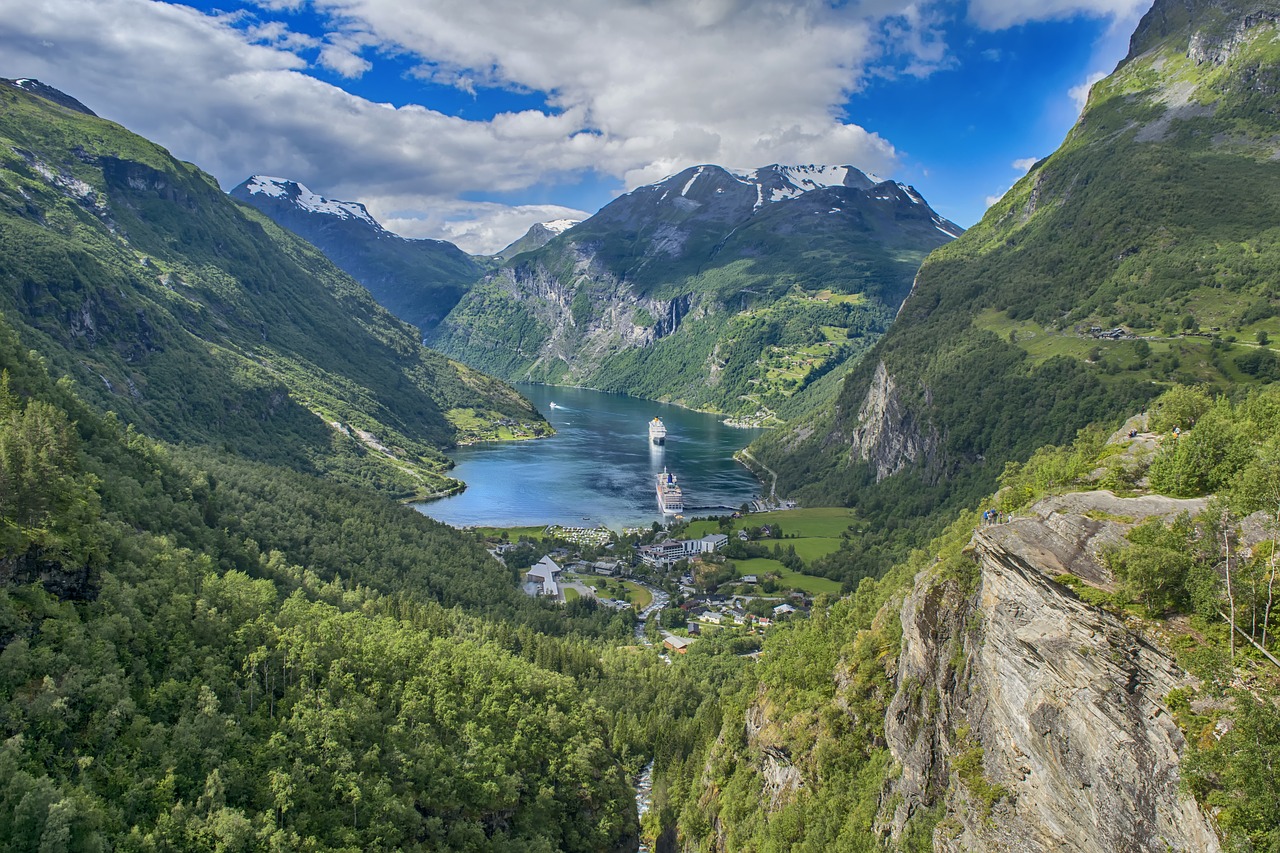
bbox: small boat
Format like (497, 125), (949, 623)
(549, 402), (562, 410)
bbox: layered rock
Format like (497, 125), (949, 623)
(882, 491), (1218, 852)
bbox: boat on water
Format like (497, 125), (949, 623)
(656, 468), (684, 514)
(648, 417), (667, 445)
(549, 402), (562, 410)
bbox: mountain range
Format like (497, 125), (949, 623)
(233, 161), (959, 421)
(428, 163), (961, 418)
(4, 0), (1280, 849)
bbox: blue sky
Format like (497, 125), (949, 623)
(0, 0), (1148, 252)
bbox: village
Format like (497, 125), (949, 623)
(486, 511), (851, 656)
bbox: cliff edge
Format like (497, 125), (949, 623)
(882, 491), (1219, 852)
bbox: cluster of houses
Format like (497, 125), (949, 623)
(660, 598), (803, 655)
(678, 593), (805, 632)
(636, 533), (729, 568)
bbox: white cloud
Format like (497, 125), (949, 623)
(317, 33), (373, 78)
(967, 0), (1149, 29)
(383, 201), (592, 255)
(0, 0), (957, 252)
(1069, 70), (1108, 114)
(984, 190), (1008, 207)
(1012, 156), (1039, 172)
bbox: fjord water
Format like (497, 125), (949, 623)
(415, 385), (764, 528)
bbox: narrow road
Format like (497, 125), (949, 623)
(737, 447), (777, 503)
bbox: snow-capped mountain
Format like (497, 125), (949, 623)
(604, 163), (963, 239)
(497, 218), (582, 260)
(238, 176), (385, 230)
(231, 175), (483, 332)
(430, 162), (961, 414)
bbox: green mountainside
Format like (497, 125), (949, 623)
(230, 176), (486, 334)
(755, 0), (1280, 557)
(0, 83), (548, 500)
(0, 312), (641, 850)
(429, 165), (959, 421)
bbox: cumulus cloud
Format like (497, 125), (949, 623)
(0, 0), (953, 252)
(967, 0), (1149, 29)
(1012, 156), (1039, 172)
(383, 201), (592, 255)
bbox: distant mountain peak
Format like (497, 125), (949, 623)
(645, 163), (949, 223)
(2, 77), (97, 116)
(496, 218), (581, 260)
(237, 175), (384, 231)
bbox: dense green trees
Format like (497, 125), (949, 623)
(0, 316), (641, 851)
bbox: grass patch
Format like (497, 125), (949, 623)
(732, 557), (843, 595)
(447, 407), (546, 442)
(474, 525), (550, 541)
(623, 581), (652, 609)
(684, 506), (857, 539)
(563, 587), (580, 602)
(777, 537), (845, 563)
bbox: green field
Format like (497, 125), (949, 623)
(623, 581), (653, 609)
(684, 506), (857, 539)
(563, 587), (580, 602)
(768, 537), (844, 563)
(475, 525), (550, 541)
(685, 508), (854, 594)
(732, 558), (843, 595)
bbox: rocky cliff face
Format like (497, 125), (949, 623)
(881, 490), (1219, 852)
(846, 360), (941, 482)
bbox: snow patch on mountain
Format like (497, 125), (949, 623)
(242, 176), (383, 230)
(541, 219), (579, 234)
(682, 166), (706, 197)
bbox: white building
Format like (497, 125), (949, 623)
(524, 556), (562, 599)
(695, 534), (729, 553)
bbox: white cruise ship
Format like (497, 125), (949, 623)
(649, 417), (667, 445)
(656, 468), (684, 514)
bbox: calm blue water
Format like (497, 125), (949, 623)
(413, 385), (764, 529)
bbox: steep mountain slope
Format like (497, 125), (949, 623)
(231, 176), (484, 333)
(430, 164), (960, 419)
(756, 0), (1280, 517)
(0, 83), (548, 498)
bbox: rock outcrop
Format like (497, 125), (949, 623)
(881, 491), (1219, 852)
(846, 360), (941, 482)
